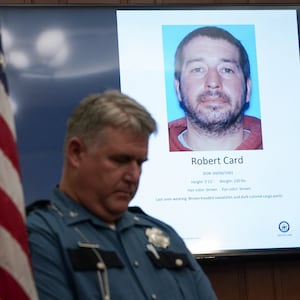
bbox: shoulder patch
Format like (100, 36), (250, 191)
(26, 199), (51, 216)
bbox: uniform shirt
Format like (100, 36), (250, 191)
(27, 188), (218, 300)
(168, 115), (263, 151)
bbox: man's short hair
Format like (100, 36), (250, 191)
(174, 26), (250, 84)
(64, 90), (157, 152)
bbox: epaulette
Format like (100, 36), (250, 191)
(128, 206), (148, 215)
(26, 199), (51, 216)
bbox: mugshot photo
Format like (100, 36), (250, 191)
(163, 25), (263, 152)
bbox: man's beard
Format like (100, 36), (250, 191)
(180, 89), (247, 136)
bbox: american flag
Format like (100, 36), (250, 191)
(0, 29), (38, 299)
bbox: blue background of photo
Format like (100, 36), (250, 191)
(162, 24), (261, 122)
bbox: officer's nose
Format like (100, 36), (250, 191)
(124, 161), (141, 184)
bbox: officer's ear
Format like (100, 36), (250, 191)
(67, 136), (86, 168)
(174, 78), (183, 102)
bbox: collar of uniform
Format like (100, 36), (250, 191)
(117, 210), (157, 232)
(51, 187), (110, 228)
(52, 187), (157, 229)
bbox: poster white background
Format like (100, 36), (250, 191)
(117, 9), (300, 255)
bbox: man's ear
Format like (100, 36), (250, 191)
(174, 78), (183, 102)
(67, 137), (85, 168)
(245, 78), (252, 104)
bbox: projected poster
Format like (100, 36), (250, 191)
(117, 10), (300, 255)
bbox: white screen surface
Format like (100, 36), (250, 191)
(117, 9), (300, 256)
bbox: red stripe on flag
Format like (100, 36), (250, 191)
(0, 268), (30, 300)
(0, 187), (30, 257)
(0, 115), (20, 175)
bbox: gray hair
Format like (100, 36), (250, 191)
(64, 90), (157, 150)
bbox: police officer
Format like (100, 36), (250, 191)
(27, 90), (218, 300)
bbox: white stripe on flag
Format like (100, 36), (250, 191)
(0, 149), (25, 219)
(0, 227), (38, 300)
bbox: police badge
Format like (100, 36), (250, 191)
(145, 227), (170, 249)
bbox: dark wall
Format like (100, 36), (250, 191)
(2, 0), (300, 299)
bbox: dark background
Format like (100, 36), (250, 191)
(1, 7), (120, 203)
(1, 2), (300, 300)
